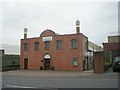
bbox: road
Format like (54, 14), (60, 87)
(2, 70), (119, 89)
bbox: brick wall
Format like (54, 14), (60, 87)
(94, 51), (105, 73)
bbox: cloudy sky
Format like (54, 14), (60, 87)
(1, 0), (119, 47)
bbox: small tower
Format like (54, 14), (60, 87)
(24, 27), (27, 39)
(76, 19), (80, 34)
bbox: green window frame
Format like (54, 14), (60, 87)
(56, 40), (62, 50)
(72, 58), (78, 67)
(34, 42), (39, 51)
(45, 41), (50, 50)
(24, 43), (28, 51)
(71, 39), (77, 49)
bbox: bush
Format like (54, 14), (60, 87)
(104, 63), (112, 70)
(2, 64), (20, 71)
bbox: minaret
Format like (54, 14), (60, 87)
(24, 27), (27, 39)
(76, 19), (80, 34)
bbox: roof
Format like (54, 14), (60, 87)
(40, 29), (56, 37)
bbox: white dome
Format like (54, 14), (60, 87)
(76, 19), (80, 26)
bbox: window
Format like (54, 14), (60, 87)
(34, 42), (39, 51)
(56, 40), (62, 49)
(72, 58), (78, 67)
(24, 43), (28, 51)
(45, 41), (50, 50)
(71, 39), (77, 49)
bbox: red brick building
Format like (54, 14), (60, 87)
(103, 35), (120, 62)
(20, 20), (89, 71)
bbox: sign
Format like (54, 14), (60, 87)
(43, 36), (52, 41)
(73, 60), (78, 66)
(85, 52), (93, 56)
(44, 54), (51, 59)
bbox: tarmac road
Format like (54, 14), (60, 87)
(2, 70), (119, 88)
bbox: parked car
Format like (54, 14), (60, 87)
(112, 57), (120, 72)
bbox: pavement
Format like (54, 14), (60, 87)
(2, 69), (95, 77)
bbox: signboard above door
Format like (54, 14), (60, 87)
(44, 54), (51, 59)
(43, 36), (52, 41)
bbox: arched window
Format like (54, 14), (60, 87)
(71, 39), (77, 49)
(24, 43), (28, 51)
(45, 41), (50, 50)
(56, 40), (62, 49)
(34, 42), (39, 51)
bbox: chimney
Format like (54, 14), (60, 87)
(76, 19), (80, 34)
(24, 27), (27, 39)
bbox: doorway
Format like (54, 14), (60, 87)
(44, 59), (50, 70)
(24, 59), (28, 69)
(44, 54), (51, 70)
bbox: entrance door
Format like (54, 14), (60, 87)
(24, 59), (28, 69)
(44, 59), (50, 70)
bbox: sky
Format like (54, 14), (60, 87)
(1, 0), (119, 47)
